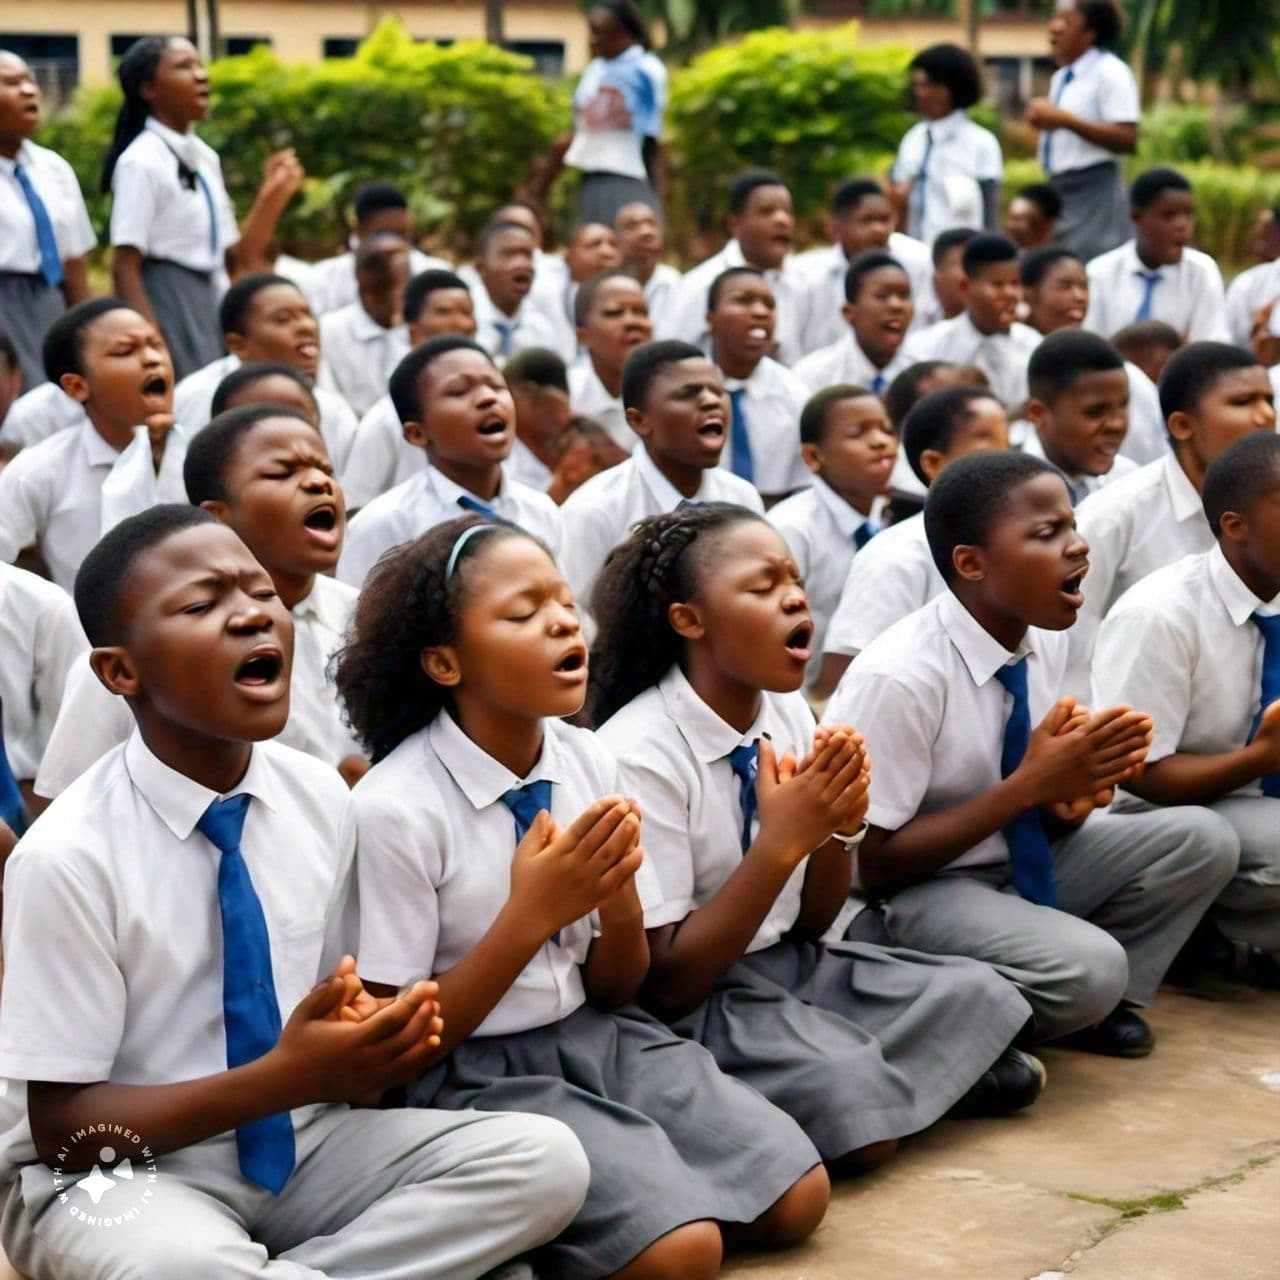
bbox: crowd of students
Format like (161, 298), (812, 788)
(0, 9), (1277, 1279)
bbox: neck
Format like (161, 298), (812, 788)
(1135, 244), (1167, 271)
(857, 334), (895, 369)
(516, 423), (557, 468)
(1037, 431), (1083, 480)
(737, 243), (776, 273)
(149, 107), (190, 134)
(627, 258), (655, 285)
(590, 350), (623, 397)
(714, 344), (758, 382)
(680, 650), (763, 736)
(646, 446), (705, 500)
(135, 713), (254, 794)
(271, 568), (315, 612)
(432, 454), (504, 502)
(955, 586), (1028, 654)
(453, 699), (545, 779)
(1173, 442), (1207, 495)
(489, 290), (520, 319)
(968, 310), (1004, 338)
(0, 134), (22, 160)
(87, 411), (138, 454)
(824, 476), (876, 518)
(362, 296), (400, 329)
(1222, 539), (1280, 605)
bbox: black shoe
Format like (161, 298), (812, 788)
(1166, 920), (1274, 998)
(1056, 1005), (1155, 1058)
(950, 1046), (1046, 1117)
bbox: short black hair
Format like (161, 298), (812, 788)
(932, 226), (978, 269)
(830, 177), (887, 218)
(844, 249), (907, 304)
(504, 346), (569, 392)
(902, 384), (1001, 485)
(403, 269), (470, 326)
(1028, 329), (1125, 404)
(389, 335), (494, 426)
(477, 218), (537, 257)
(707, 265), (766, 313)
(1159, 342), (1261, 423)
(1020, 244), (1082, 289)
(1013, 182), (1064, 221)
(728, 170), (788, 218)
(218, 273), (300, 338)
(1131, 167), (1192, 213)
(575, 268), (644, 328)
(621, 339), (706, 412)
(885, 360), (951, 430)
(1073, 0), (1124, 48)
(962, 233), (1019, 279)
(1110, 319), (1181, 359)
(1203, 431), (1280, 537)
(924, 451), (1060, 583)
(799, 384), (879, 448)
(909, 43), (983, 110)
(210, 361), (317, 420)
(43, 296), (133, 384)
(353, 181), (408, 224)
(184, 402), (319, 506)
(74, 505), (218, 648)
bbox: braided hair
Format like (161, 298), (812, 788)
(333, 515), (540, 762)
(587, 502), (766, 727)
(101, 36), (172, 194)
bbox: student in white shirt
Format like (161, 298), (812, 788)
(1005, 182), (1062, 252)
(1225, 246), (1280, 350)
(528, 219), (622, 359)
(472, 218), (572, 364)
(794, 250), (915, 399)
(1084, 168), (1229, 344)
(669, 171), (810, 364)
(0, 298), (188, 591)
(614, 199), (682, 336)
(829, 451), (1239, 1055)
(1069, 343), (1277, 697)
(1026, 0), (1139, 261)
(560, 340), (762, 609)
(1110, 318), (1183, 389)
(0, 50), (95, 388)
(316, 232), (411, 416)
(568, 269), (653, 449)
(891, 44), (1002, 246)
(1094, 431), (1280, 985)
(705, 268), (809, 503)
(0, 504), (589, 1280)
(340, 512), (829, 1279)
(0, 377), (85, 454)
(919, 227), (977, 331)
(505, 346), (572, 492)
(768, 386), (895, 695)
(549, 415), (630, 507)
(339, 336), (562, 588)
(0, 336), (23, 456)
(794, 179), (932, 352)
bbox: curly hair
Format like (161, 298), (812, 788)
(332, 514), (537, 762)
(586, 502), (766, 727)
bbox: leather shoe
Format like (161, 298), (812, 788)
(950, 1046), (1046, 1117)
(1056, 1005), (1154, 1058)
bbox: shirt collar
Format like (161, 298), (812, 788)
(658, 665), (769, 764)
(1063, 45), (1103, 76)
(291, 574), (351, 628)
(349, 305), (395, 342)
(1207, 544), (1278, 625)
(124, 729), (281, 842)
(634, 446), (707, 508)
(810, 473), (869, 541)
(143, 116), (199, 165)
(937, 590), (1041, 688)
(426, 464), (507, 510)
(720, 238), (789, 283)
(79, 418), (125, 469)
(1160, 452), (1204, 523)
(427, 710), (570, 810)
(1120, 240), (1167, 281)
(0, 141), (34, 175)
(929, 109), (969, 137)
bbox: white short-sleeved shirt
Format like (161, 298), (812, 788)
(98, 421), (194, 540)
(599, 665), (818, 954)
(307, 247), (450, 318)
(0, 735), (355, 1170)
(1119, 359), (1168, 466)
(792, 330), (914, 399)
(564, 45), (667, 181)
(901, 314), (1041, 408)
(473, 288), (574, 366)
(355, 712), (661, 1036)
(109, 118), (238, 272)
(1093, 546), (1278, 801)
(643, 262), (683, 339)
(768, 476), (879, 690)
(1019, 428), (1138, 505)
(338, 464), (563, 589)
(0, 140), (95, 274)
(338, 393), (427, 511)
(0, 563), (86, 781)
(668, 240), (810, 366)
(1084, 241), (1230, 344)
(1225, 260), (1280, 349)
(510, 438), (554, 492)
(559, 448), (764, 607)
(0, 382), (86, 451)
(718, 356), (810, 496)
(1041, 47), (1140, 176)
(823, 513), (944, 657)
(793, 237), (933, 354)
(526, 255), (580, 361)
(825, 590), (1067, 874)
(568, 356), (631, 449)
(892, 111), (1002, 247)
(316, 303), (410, 417)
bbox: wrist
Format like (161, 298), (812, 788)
(832, 821), (869, 849)
(248, 1047), (305, 1114)
(497, 897), (559, 953)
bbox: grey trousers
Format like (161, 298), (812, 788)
(1209, 795), (1280, 953)
(2, 1105), (589, 1280)
(848, 807), (1239, 1040)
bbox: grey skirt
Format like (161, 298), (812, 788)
(141, 257), (224, 379)
(673, 937), (1032, 1160)
(409, 1003), (819, 1280)
(0, 272), (65, 391)
(1050, 161), (1129, 264)
(577, 171), (661, 226)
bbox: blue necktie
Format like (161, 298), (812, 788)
(728, 387), (754, 484)
(194, 169), (218, 257)
(0, 696), (28, 837)
(12, 163), (63, 288)
(913, 127), (934, 232)
(1250, 613), (1280, 797)
(493, 321), (517, 359)
(457, 494), (498, 518)
(853, 520), (881, 551)
(1040, 67), (1074, 173)
(993, 660), (1058, 907)
(196, 794), (296, 1193)
(726, 742), (759, 854)
(501, 780), (558, 940)
(871, 373), (887, 396)
(1133, 271), (1162, 322)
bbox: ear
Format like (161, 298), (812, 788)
(1165, 409), (1194, 444)
(625, 405), (650, 440)
(799, 442), (823, 475)
(402, 418), (430, 449)
(1025, 397), (1050, 430)
(919, 448), (946, 485)
(668, 600), (704, 642)
(421, 645), (461, 688)
(840, 300), (857, 327)
(824, 211), (839, 242)
(951, 543), (986, 583)
(1217, 509), (1247, 544)
(200, 499), (232, 525)
(59, 371), (90, 405)
(225, 332), (249, 359)
(89, 647), (141, 698)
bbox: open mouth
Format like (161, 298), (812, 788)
(746, 325), (771, 342)
(303, 503), (338, 533)
(553, 647), (588, 680)
(1059, 565), (1088, 608)
(235, 648), (284, 687)
(697, 416), (726, 442)
(295, 341), (319, 361)
(141, 374), (169, 397)
(784, 619), (813, 661)
(476, 417), (508, 437)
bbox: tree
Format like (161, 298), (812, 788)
(628, 0), (803, 58)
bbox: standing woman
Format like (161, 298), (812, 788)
(1026, 0), (1139, 263)
(102, 36), (302, 378)
(0, 51), (95, 390)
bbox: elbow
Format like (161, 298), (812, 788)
(637, 961), (701, 1024)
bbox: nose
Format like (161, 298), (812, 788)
(1256, 398), (1277, 428)
(228, 595), (274, 633)
(1067, 528), (1089, 561)
(302, 465), (334, 492)
(549, 601), (581, 635)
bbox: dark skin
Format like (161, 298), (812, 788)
(219, 373), (320, 426)
(224, 282), (321, 380)
(33, 523), (441, 1170)
(475, 225), (537, 317)
(355, 235), (412, 329)
(966, 260), (1021, 336)
(1025, 255), (1089, 335)
(843, 265), (913, 368)
(510, 378), (572, 473)
(857, 474), (1155, 898)
(800, 394), (897, 521)
(1167, 366), (1276, 497)
(1027, 367), (1130, 479)
(708, 273), (776, 382)
(1006, 197), (1057, 252)
(1132, 188), (1195, 272)
(565, 222), (621, 283)
(830, 192), (896, 260)
(548, 425), (628, 505)
(408, 287), (476, 343)
(578, 276), (652, 397)
(729, 184), (794, 273)
(615, 200), (665, 284)
(932, 243), (970, 322)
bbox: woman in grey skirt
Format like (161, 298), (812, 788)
(592, 505), (1045, 1170)
(339, 516), (829, 1280)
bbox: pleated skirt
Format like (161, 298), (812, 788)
(0, 273), (64, 391)
(141, 257), (224, 379)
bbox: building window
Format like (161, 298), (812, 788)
(110, 34), (165, 61)
(224, 35), (273, 56)
(0, 33), (79, 103)
(508, 40), (565, 77)
(323, 37), (360, 58)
